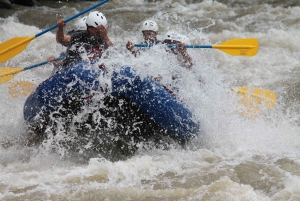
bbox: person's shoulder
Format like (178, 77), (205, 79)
(68, 30), (88, 38)
(66, 30), (76, 35)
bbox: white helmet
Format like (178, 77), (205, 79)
(164, 31), (190, 44)
(75, 16), (87, 30)
(86, 11), (107, 28)
(141, 20), (158, 32)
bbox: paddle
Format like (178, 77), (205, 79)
(0, 56), (64, 84)
(134, 38), (259, 56)
(0, 0), (109, 63)
(232, 87), (277, 118)
(8, 81), (37, 98)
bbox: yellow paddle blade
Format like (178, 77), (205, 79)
(232, 87), (277, 119)
(213, 38), (259, 56)
(0, 67), (25, 84)
(8, 81), (36, 98)
(235, 87), (276, 108)
(0, 36), (35, 63)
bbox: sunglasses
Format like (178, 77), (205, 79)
(164, 40), (180, 44)
(142, 31), (157, 37)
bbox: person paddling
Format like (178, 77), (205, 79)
(47, 16), (89, 74)
(163, 31), (193, 69)
(56, 11), (113, 70)
(126, 19), (161, 57)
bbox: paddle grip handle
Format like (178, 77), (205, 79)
(35, 0), (109, 38)
(185, 45), (212, 48)
(134, 44), (213, 48)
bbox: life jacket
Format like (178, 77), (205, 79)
(62, 30), (108, 67)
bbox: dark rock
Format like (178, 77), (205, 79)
(0, 0), (12, 9)
(10, 0), (36, 6)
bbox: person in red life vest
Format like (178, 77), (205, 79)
(56, 11), (113, 71)
(126, 19), (161, 57)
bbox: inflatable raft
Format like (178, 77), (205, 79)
(23, 61), (199, 141)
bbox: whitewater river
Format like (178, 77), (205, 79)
(1, 0), (300, 200)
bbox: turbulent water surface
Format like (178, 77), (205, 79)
(1, 0), (300, 200)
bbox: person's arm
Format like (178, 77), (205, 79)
(47, 56), (62, 68)
(178, 43), (193, 69)
(56, 19), (72, 45)
(98, 25), (113, 47)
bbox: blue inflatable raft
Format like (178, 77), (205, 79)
(23, 61), (199, 140)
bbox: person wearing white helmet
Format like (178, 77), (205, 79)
(126, 19), (161, 57)
(56, 11), (113, 68)
(163, 31), (193, 69)
(47, 16), (89, 75)
(140, 19), (159, 42)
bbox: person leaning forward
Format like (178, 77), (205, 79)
(163, 31), (193, 69)
(56, 11), (113, 69)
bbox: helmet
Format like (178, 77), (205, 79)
(86, 11), (107, 28)
(141, 20), (158, 32)
(75, 16), (87, 30)
(164, 31), (190, 44)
